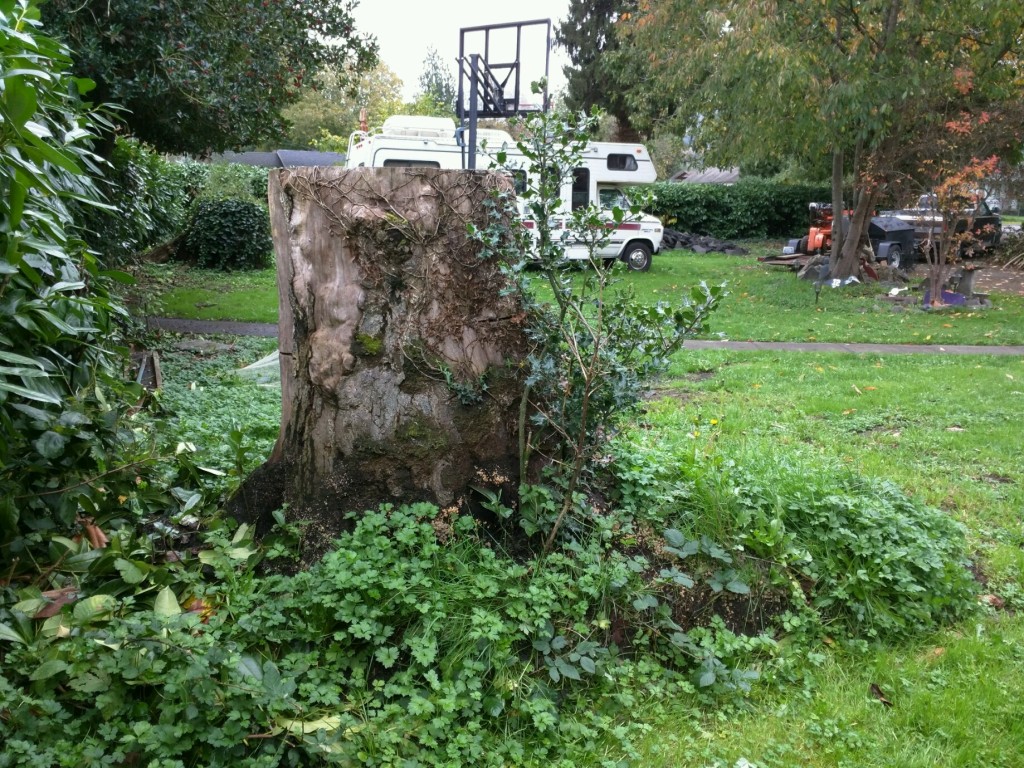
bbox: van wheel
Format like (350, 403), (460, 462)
(624, 242), (652, 272)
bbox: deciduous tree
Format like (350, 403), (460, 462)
(416, 46), (457, 118)
(622, 0), (1024, 282)
(283, 63), (403, 149)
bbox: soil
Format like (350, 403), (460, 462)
(969, 260), (1024, 296)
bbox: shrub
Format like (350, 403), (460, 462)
(198, 162), (269, 205)
(0, 1), (147, 567)
(642, 179), (832, 240)
(72, 136), (194, 263)
(180, 199), (273, 270)
(611, 426), (977, 640)
(0, 504), (705, 767)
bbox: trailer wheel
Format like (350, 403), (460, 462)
(886, 245), (904, 269)
(624, 242), (652, 272)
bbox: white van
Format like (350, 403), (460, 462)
(346, 116), (664, 270)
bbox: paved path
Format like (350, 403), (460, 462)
(148, 317), (279, 337)
(148, 317), (1024, 356)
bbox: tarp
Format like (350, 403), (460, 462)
(238, 350), (280, 386)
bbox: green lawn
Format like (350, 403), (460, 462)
(626, 348), (1024, 766)
(142, 244), (1024, 346)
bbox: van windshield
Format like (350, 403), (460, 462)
(598, 188), (630, 211)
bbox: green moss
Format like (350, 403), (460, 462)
(354, 332), (383, 356)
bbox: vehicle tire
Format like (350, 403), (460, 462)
(886, 245), (903, 269)
(798, 236), (810, 255)
(624, 242), (652, 272)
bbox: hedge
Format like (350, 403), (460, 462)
(641, 179), (832, 240)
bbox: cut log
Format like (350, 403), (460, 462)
(232, 168), (529, 564)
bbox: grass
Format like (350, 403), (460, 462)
(135, 262), (278, 323)
(624, 348), (1024, 766)
(140, 242), (1024, 345)
(639, 616), (1024, 767)
(630, 246), (1024, 346)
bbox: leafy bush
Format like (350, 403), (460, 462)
(198, 162), (269, 205)
(75, 136), (195, 262)
(611, 425), (977, 639)
(0, 504), (715, 767)
(180, 199), (273, 270)
(643, 179), (831, 239)
(473, 106), (722, 550)
(1, 2), (142, 562)
(730, 459), (977, 638)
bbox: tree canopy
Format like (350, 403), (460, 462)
(556, 0), (644, 141)
(41, 0), (378, 154)
(620, 0), (1024, 277)
(282, 62), (404, 149)
(416, 47), (458, 118)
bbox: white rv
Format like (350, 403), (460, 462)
(346, 116), (664, 271)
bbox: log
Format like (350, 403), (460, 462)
(232, 168), (528, 563)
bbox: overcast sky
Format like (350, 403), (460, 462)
(351, 0), (571, 102)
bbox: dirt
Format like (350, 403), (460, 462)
(970, 261), (1024, 296)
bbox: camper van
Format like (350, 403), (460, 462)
(346, 116), (664, 271)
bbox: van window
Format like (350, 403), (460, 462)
(607, 154), (639, 172)
(382, 159), (441, 168)
(571, 168), (590, 210)
(599, 188), (629, 211)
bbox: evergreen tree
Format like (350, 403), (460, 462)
(556, 0), (641, 141)
(417, 46), (457, 117)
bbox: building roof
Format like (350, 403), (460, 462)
(670, 167), (740, 184)
(214, 150), (347, 168)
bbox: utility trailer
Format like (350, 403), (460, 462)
(782, 203), (917, 268)
(346, 116), (664, 270)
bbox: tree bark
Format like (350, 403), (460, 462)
(829, 148), (845, 273)
(832, 187), (877, 279)
(232, 167), (529, 564)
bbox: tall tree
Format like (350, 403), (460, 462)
(282, 62), (404, 149)
(556, 0), (643, 141)
(622, 0), (1024, 280)
(416, 46), (457, 117)
(41, 0), (378, 154)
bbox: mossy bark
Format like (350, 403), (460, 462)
(232, 168), (527, 563)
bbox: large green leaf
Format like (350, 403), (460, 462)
(1, 76), (38, 127)
(72, 594), (117, 623)
(32, 429), (66, 459)
(154, 587), (181, 618)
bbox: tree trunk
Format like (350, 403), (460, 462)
(829, 149), (844, 272)
(232, 167), (529, 564)
(832, 187), (877, 279)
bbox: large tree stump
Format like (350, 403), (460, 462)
(233, 168), (527, 563)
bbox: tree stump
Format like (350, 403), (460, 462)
(232, 168), (528, 563)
